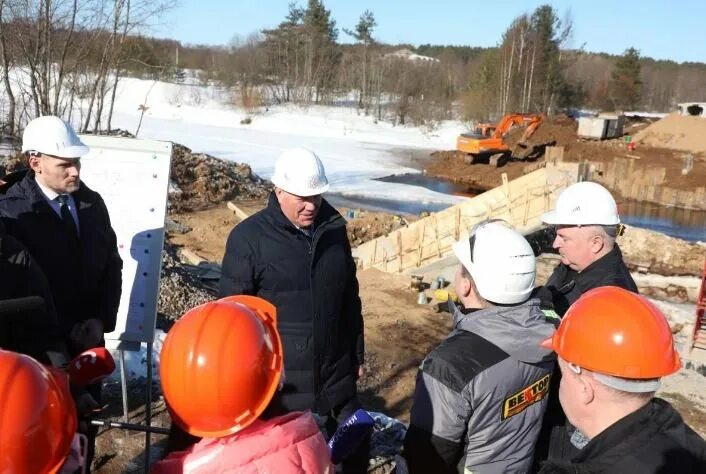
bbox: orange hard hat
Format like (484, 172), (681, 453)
(159, 295), (283, 438)
(0, 350), (77, 474)
(541, 286), (681, 379)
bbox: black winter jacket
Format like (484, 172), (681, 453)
(538, 398), (706, 473)
(0, 171), (122, 344)
(534, 245), (639, 471)
(218, 193), (363, 414)
(0, 223), (68, 366)
(543, 245), (637, 317)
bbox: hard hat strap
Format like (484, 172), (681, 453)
(592, 372), (661, 393)
(570, 362), (661, 393)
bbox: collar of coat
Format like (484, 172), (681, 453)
(2, 169), (98, 215)
(555, 245), (627, 291)
(569, 398), (685, 468)
(264, 191), (344, 237)
(448, 297), (556, 364)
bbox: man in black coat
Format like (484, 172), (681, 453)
(218, 147), (365, 471)
(0, 116), (122, 470)
(534, 181), (639, 470)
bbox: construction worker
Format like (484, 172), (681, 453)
(152, 296), (333, 473)
(0, 348), (83, 473)
(403, 221), (556, 473)
(217, 148), (366, 471)
(540, 181), (637, 317)
(538, 286), (706, 473)
(0, 115), (123, 470)
(534, 181), (638, 469)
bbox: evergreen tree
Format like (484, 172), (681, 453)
(609, 47), (642, 110)
(344, 10), (377, 108)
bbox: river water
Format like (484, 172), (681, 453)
(331, 172), (706, 243)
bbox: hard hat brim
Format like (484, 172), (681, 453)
(272, 179), (329, 197)
(54, 144), (90, 159)
(452, 239), (472, 275)
(22, 144), (89, 159)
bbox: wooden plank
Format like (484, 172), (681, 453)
(179, 248), (206, 265)
(227, 201), (250, 221)
(353, 164), (579, 271)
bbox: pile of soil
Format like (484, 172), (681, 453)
(633, 113), (706, 153)
(346, 210), (414, 247)
(505, 115), (578, 158)
(169, 144), (271, 212)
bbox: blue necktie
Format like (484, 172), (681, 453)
(57, 194), (78, 239)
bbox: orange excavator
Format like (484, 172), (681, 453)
(456, 113), (544, 167)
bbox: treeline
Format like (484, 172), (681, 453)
(0, 0), (176, 135)
(175, 1), (706, 121)
(2, 0), (705, 136)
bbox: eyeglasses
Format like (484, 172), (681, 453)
(468, 218), (508, 263)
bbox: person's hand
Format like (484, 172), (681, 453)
(69, 318), (104, 352)
(357, 366), (365, 379)
(75, 392), (100, 416)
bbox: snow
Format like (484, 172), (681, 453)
(108, 78), (468, 207)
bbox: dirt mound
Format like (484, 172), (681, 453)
(633, 113), (706, 153)
(170, 143), (271, 212)
(346, 210), (414, 247)
(504, 115), (577, 158)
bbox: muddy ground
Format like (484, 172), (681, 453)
(422, 116), (706, 193)
(167, 200), (417, 262)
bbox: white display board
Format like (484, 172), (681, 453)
(78, 135), (172, 351)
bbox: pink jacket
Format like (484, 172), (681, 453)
(152, 411), (333, 474)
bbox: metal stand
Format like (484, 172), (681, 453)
(91, 419), (169, 435)
(119, 349), (129, 424)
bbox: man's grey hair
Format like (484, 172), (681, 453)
(587, 225), (616, 249)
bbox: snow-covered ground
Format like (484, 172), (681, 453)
(108, 77), (468, 207)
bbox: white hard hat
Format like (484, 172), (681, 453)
(452, 220), (536, 305)
(271, 147), (329, 197)
(21, 116), (89, 159)
(542, 181), (619, 226)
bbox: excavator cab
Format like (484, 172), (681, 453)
(459, 123), (495, 139)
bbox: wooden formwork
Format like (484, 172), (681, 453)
(354, 162), (580, 273)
